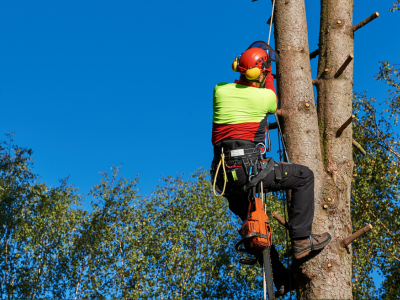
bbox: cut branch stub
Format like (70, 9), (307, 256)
(352, 139), (366, 155)
(341, 224), (373, 248)
(267, 16), (274, 25)
(275, 109), (283, 117)
(336, 115), (355, 137)
(353, 12), (379, 32)
(309, 48), (319, 60)
(272, 212), (289, 229)
(312, 79), (319, 86)
(335, 55), (354, 78)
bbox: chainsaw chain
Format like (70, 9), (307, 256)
(263, 246), (275, 300)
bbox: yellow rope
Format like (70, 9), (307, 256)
(213, 153), (227, 197)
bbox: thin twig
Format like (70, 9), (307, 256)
(351, 192), (400, 245)
(355, 119), (400, 159)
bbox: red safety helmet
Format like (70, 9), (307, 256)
(232, 41), (279, 80)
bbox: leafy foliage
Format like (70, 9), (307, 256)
(2, 64), (400, 299)
(1, 135), (280, 299)
(351, 78), (400, 298)
(0, 133), (86, 299)
(374, 61), (400, 120)
(389, 0), (400, 12)
(68, 168), (266, 299)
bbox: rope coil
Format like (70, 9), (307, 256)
(212, 153), (227, 197)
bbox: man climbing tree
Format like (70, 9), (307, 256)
(211, 42), (331, 297)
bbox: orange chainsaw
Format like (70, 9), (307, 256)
(235, 196), (275, 299)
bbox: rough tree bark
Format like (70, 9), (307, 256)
(274, 0), (354, 298)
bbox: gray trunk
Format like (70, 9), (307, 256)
(274, 0), (354, 298)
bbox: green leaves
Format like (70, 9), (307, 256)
(0, 140), (268, 299)
(374, 61), (400, 119)
(0, 138), (86, 299)
(389, 0), (400, 12)
(351, 91), (400, 299)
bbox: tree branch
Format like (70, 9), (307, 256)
(352, 139), (366, 155)
(354, 119), (400, 159)
(336, 115), (355, 137)
(352, 192), (400, 246)
(74, 261), (85, 300)
(341, 224), (372, 248)
(272, 212), (289, 229)
(387, 248), (400, 262)
(309, 48), (319, 60)
(353, 12), (379, 32)
(335, 55), (354, 78)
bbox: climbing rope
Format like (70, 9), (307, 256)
(277, 124), (293, 300)
(275, 112), (289, 163)
(265, 0), (294, 298)
(267, 0), (276, 48)
(212, 152), (227, 197)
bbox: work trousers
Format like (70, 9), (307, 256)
(226, 162), (315, 239)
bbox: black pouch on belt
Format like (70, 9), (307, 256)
(224, 166), (247, 189)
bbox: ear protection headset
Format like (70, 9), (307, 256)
(232, 57), (240, 72)
(232, 41), (279, 81)
(232, 55), (270, 80)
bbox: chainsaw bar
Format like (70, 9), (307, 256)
(263, 246), (275, 300)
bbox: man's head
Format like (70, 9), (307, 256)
(232, 47), (271, 83)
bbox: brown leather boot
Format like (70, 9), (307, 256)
(292, 233), (331, 259)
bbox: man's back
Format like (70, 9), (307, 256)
(212, 81), (277, 145)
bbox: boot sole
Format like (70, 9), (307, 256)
(293, 233), (331, 259)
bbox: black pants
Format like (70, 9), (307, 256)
(225, 162), (315, 239)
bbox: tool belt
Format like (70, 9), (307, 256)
(211, 139), (275, 196)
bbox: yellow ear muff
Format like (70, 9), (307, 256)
(245, 67), (261, 80)
(232, 57), (239, 72)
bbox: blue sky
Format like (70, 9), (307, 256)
(1, 0), (398, 291)
(2, 0), (398, 198)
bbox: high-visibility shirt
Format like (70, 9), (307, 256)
(212, 79), (277, 145)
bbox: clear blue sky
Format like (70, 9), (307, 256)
(0, 1), (396, 181)
(2, 0), (397, 197)
(1, 0), (398, 290)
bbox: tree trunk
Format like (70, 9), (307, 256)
(274, 0), (354, 298)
